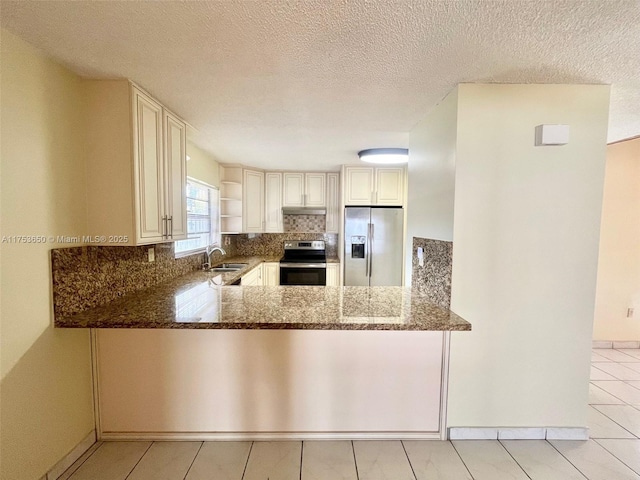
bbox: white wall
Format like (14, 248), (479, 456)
(0, 30), (94, 479)
(593, 137), (640, 341)
(447, 84), (610, 428)
(187, 141), (220, 187)
(405, 88), (458, 285)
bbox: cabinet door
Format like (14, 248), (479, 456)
(326, 263), (340, 286)
(262, 263), (280, 286)
(375, 167), (405, 205)
(326, 173), (340, 233)
(344, 167), (374, 205)
(243, 169), (264, 233)
(283, 173), (304, 207)
(241, 266), (261, 286)
(132, 88), (164, 242)
(264, 173), (283, 232)
(163, 110), (187, 240)
(304, 173), (326, 206)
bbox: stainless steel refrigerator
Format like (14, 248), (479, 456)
(344, 207), (404, 286)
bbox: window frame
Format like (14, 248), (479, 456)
(174, 177), (220, 258)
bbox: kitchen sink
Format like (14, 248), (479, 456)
(208, 263), (248, 273)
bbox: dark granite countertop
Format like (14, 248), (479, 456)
(206, 255), (281, 285)
(55, 268), (471, 331)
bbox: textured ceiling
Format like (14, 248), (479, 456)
(2, 0), (639, 171)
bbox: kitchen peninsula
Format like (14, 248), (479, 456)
(54, 260), (469, 441)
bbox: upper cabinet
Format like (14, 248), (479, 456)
(85, 80), (187, 245)
(265, 172), (283, 232)
(283, 173), (326, 207)
(243, 169), (265, 233)
(325, 173), (340, 233)
(343, 166), (405, 206)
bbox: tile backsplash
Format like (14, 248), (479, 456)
(229, 233), (338, 257)
(411, 237), (453, 308)
(283, 214), (326, 233)
(51, 243), (211, 318)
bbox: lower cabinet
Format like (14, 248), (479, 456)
(240, 266), (262, 286)
(326, 263), (340, 286)
(262, 262), (280, 286)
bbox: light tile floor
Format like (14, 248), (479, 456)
(58, 348), (640, 480)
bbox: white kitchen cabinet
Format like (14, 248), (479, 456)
(264, 173), (283, 232)
(220, 166), (243, 234)
(325, 173), (340, 234)
(326, 263), (340, 286)
(242, 169), (265, 233)
(283, 172), (326, 207)
(240, 265), (262, 286)
(343, 166), (405, 206)
(85, 80), (187, 245)
(262, 262), (280, 286)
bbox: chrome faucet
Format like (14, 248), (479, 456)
(203, 245), (226, 270)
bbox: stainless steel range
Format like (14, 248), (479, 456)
(279, 240), (327, 286)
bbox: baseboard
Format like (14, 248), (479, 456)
(593, 340), (640, 349)
(448, 427), (589, 441)
(46, 430), (96, 480)
(99, 431), (442, 441)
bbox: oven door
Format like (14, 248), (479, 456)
(279, 263), (327, 286)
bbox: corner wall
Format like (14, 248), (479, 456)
(187, 141), (220, 187)
(405, 88), (458, 285)
(447, 84), (610, 428)
(593, 137), (640, 341)
(1, 30), (94, 479)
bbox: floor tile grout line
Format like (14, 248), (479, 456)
(299, 441), (304, 480)
(590, 404), (640, 439)
(63, 441), (104, 480)
(399, 440), (418, 480)
(544, 439), (590, 480)
(181, 441), (204, 480)
(496, 439), (532, 480)
(123, 441), (154, 480)
(592, 438), (640, 476)
(449, 440), (476, 480)
(589, 381), (631, 405)
(240, 441), (254, 480)
(595, 349), (640, 362)
(350, 440), (360, 480)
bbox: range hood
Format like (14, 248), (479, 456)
(282, 207), (327, 215)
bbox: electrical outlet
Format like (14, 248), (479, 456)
(628, 308), (634, 318)
(147, 247), (155, 263)
(224, 236), (231, 246)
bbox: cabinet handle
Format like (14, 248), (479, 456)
(162, 216), (168, 238)
(168, 216), (173, 238)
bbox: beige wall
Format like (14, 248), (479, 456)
(593, 137), (640, 341)
(187, 141), (220, 187)
(1, 30), (94, 479)
(447, 84), (610, 427)
(405, 88), (458, 285)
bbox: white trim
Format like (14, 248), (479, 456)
(448, 427), (589, 441)
(46, 430), (96, 480)
(98, 431), (443, 441)
(91, 329), (102, 440)
(592, 341), (614, 348)
(439, 332), (451, 440)
(593, 340), (640, 349)
(613, 341), (640, 349)
(546, 427), (589, 440)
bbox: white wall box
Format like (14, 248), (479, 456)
(325, 173), (340, 234)
(283, 173), (326, 207)
(326, 263), (340, 286)
(343, 166), (405, 206)
(264, 173), (283, 232)
(85, 80), (188, 245)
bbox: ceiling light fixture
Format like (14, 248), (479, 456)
(358, 148), (409, 164)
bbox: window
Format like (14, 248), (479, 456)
(175, 179), (220, 256)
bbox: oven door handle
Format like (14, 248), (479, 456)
(279, 263), (327, 268)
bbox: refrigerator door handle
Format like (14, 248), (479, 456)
(368, 222), (374, 278)
(365, 223), (370, 277)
